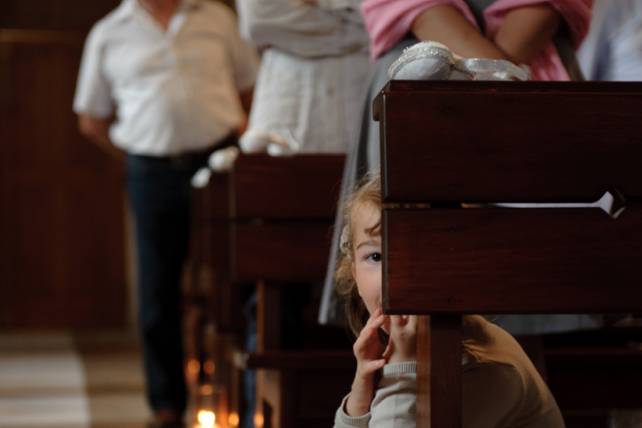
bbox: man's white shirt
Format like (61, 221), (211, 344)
(74, 0), (258, 155)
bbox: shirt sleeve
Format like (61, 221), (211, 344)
(369, 362), (417, 428)
(73, 25), (114, 118)
(230, 37), (259, 92)
(333, 394), (371, 428)
(222, 9), (260, 92)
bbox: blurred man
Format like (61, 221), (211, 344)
(74, 1), (258, 426)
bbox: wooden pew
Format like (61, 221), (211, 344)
(228, 153), (355, 428)
(187, 170), (240, 334)
(375, 81), (642, 427)
(185, 170), (244, 423)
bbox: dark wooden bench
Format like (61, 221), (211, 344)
(187, 169), (238, 334)
(185, 169), (243, 421)
(228, 153), (355, 428)
(375, 81), (642, 427)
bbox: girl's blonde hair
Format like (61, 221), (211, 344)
(335, 176), (490, 352)
(335, 174), (382, 337)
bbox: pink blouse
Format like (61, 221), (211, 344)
(361, 0), (592, 80)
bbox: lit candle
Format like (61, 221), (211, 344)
(197, 409), (216, 428)
(228, 412), (240, 427)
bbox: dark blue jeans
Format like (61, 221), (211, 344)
(126, 153), (206, 416)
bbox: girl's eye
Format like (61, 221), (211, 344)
(367, 252), (381, 263)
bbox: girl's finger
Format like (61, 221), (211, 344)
(354, 319), (385, 352)
(364, 314), (386, 333)
(364, 311), (384, 329)
(382, 334), (395, 359)
(408, 315), (418, 330)
(366, 307), (382, 321)
(390, 314), (403, 328)
(390, 315), (400, 327)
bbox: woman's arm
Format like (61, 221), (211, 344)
(493, 4), (561, 64)
(411, 5), (507, 58)
(411, 4), (560, 65)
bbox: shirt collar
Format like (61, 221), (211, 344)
(110, 0), (137, 22)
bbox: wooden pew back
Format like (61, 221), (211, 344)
(376, 81), (642, 427)
(230, 154), (344, 283)
(228, 154), (354, 428)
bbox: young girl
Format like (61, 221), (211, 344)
(332, 175), (565, 428)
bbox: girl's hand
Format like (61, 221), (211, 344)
(384, 315), (417, 364)
(346, 307), (387, 416)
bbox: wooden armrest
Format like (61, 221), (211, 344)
(231, 222), (333, 282)
(231, 154), (344, 220)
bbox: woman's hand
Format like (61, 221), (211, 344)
(346, 307), (387, 416)
(384, 315), (417, 364)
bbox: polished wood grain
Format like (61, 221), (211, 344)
(376, 81), (642, 204)
(1, 30), (126, 328)
(378, 81), (642, 428)
(210, 154), (350, 428)
(230, 154), (344, 220)
(383, 206), (642, 314)
(193, 171), (231, 221)
(231, 222), (333, 282)
(430, 315), (462, 428)
(1, 0), (119, 31)
(188, 172), (240, 333)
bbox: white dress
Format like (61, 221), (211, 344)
(236, 0), (371, 154)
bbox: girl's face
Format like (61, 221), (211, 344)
(351, 202), (383, 317)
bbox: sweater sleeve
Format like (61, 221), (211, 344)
(369, 362), (417, 428)
(333, 394), (371, 428)
(334, 362), (417, 428)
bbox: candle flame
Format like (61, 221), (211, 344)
(197, 409), (215, 428)
(228, 412), (240, 427)
(254, 413), (264, 427)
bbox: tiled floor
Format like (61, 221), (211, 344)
(0, 332), (149, 428)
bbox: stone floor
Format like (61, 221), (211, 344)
(0, 331), (148, 428)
